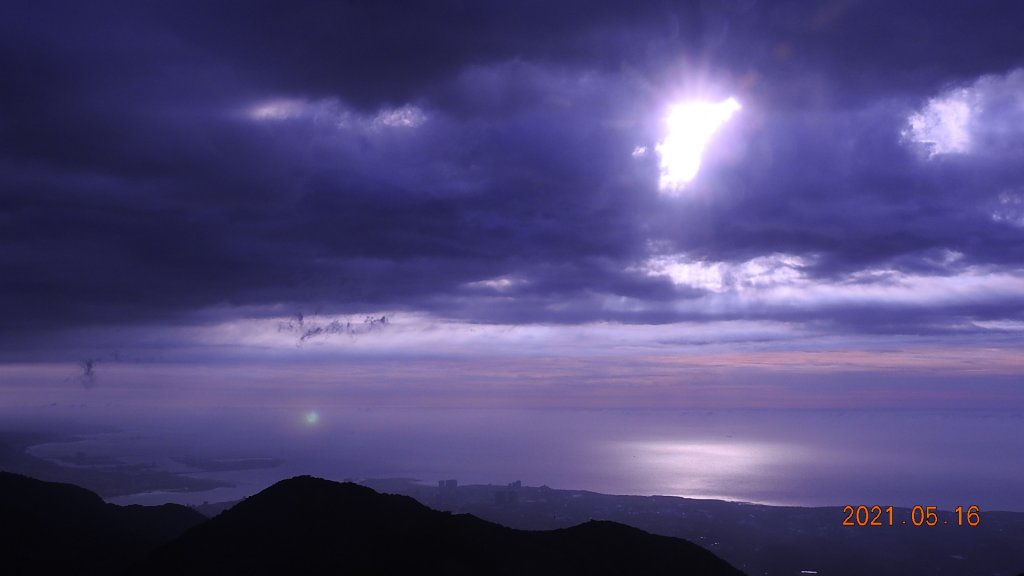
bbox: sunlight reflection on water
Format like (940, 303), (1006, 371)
(609, 439), (813, 504)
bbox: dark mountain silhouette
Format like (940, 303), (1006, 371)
(0, 471), (206, 576)
(136, 475), (746, 575)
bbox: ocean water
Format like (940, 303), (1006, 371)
(8, 405), (1024, 512)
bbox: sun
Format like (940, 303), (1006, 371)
(656, 97), (741, 193)
(305, 410), (319, 425)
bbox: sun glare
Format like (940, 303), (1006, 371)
(656, 97), (741, 193)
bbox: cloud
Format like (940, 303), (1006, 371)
(244, 98), (427, 130)
(903, 90), (973, 157)
(902, 68), (1024, 158)
(1, 1), (1023, 359)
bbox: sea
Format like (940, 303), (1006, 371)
(4, 405), (1023, 512)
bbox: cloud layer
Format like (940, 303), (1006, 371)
(3, 1), (1024, 358)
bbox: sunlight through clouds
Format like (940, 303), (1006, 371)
(638, 253), (806, 294)
(636, 251), (1024, 317)
(656, 97), (741, 193)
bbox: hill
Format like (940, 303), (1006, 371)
(0, 472), (206, 575)
(136, 475), (745, 575)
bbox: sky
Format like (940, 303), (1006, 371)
(2, 0), (1024, 417)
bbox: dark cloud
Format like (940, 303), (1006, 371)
(2, 0), (1024, 353)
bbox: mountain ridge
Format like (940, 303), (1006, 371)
(0, 472), (744, 575)
(138, 474), (745, 575)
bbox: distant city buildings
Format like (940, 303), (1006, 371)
(438, 479), (458, 502)
(435, 478), (525, 509)
(494, 480), (522, 507)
